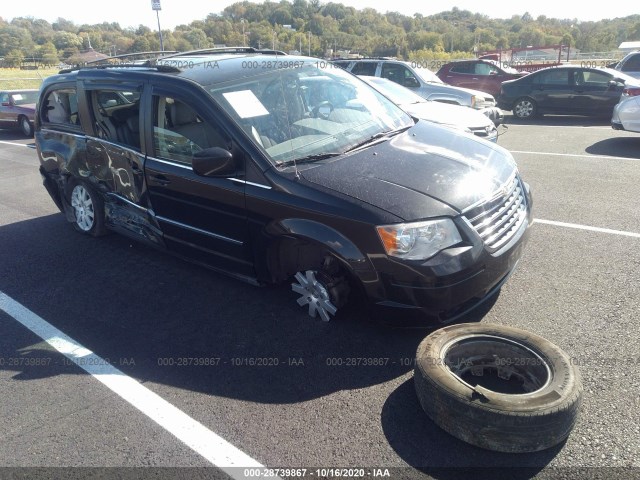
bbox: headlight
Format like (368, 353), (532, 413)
(471, 95), (485, 109)
(376, 219), (462, 260)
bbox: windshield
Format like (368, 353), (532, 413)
(207, 62), (413, 165)
(411, 65), (444, 84)
(602, 68), (640, 84)
(362, 77), (427, 106)
(10, 91), (37, 105)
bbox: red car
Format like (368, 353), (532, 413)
(0, 89), (38, 136)
(437, 60), (527, 97)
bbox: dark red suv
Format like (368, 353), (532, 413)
(437, 60), (527, 97)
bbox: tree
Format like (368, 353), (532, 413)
(37, 42), (59, 65)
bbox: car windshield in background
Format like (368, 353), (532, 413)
(363, 77), (427, 105)
(10, 91), (38, 105)
(207, 64), (413, 165)
(412, 66), (445, 84)
(601, 68), (639, 84)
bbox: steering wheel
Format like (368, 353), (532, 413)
(312, 101), (334, 120)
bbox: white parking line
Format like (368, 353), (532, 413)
(0, 291), (267, 477)
(0, 140), (34, 148)
(533, 219), (640, 239)
(512, 150), (640, 162)
(506, 124), (612, 130)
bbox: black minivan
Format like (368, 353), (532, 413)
(36, 48), (532, 325)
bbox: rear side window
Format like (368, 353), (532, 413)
(88, 88), (142, 151)
(41, 88), (78, 126)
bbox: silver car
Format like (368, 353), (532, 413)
(612, 84), (640, 133)
(332, 58), (504, 125)
(614, 51), (640, 80)
(360, 76), (498, 142)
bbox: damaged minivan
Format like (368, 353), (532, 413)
(36, 48), (532, 325)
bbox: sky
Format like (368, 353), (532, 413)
(3, 0), (638, 31)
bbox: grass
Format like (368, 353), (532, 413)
(0, 68), (60, 90)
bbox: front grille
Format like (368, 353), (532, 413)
(464, 176), (527, 251)
(469, 125), (497, 139)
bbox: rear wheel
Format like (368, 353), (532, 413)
(19, 116), (33, 137)
(513, 97), (537, 119)
(68, 182), (107, 237)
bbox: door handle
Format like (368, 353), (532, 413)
(150, 174), (171, 186)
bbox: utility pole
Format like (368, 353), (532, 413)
(308, 31), (311, 56)
(151, 0), (164, 51)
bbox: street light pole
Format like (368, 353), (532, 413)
(151, 0), (164, 52)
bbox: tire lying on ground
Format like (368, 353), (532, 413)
(414, 323), (582, 453)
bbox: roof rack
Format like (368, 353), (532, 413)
(333, 56), (397, 61)
(58, 63), (181, 74)
(158, 47), (288, 59)
(85, 51), (178, 66)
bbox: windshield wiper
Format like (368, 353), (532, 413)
(277, 152), (342, 167)
(343, 125), (412, 153)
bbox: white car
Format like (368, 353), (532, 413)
(360, 76), (498, 142)
(612, 84), (640, 133)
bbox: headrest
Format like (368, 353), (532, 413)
(171, 101), (198, 126)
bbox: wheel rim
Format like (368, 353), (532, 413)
(515, 100), (533, 118)
(442, 335), (552, 394)
(291, 270), (337, 322)
(70, 185), (95, 232)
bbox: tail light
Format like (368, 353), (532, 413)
(622, 87), (640, 97)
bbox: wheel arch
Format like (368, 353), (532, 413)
(255, 218), (377, 285)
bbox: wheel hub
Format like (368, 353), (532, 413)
(70, 185), (94, 231)
(291, 270), (338, 322)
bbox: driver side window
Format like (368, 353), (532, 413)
(381, 64), (419, 88)
(153, 95), (227, 165)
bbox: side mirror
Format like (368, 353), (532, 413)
(192, 147), (236, 177)
(1, 102), (11, 107)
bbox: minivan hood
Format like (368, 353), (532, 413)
(301, 121), (516, 220)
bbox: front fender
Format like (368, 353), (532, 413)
(257, 218), (378, 283)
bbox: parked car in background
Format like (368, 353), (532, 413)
(360, 76), (498, 142)
(497, 66), (640, 119)
(332, 58), (503, 125)
(611, 84), (640, 132)
(0, 89), (38, 136)
(36, 48), (531, 325)
(614, 51), (640, 79)
(436, 59), (527, 97)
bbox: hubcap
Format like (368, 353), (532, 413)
(291, 270), (338, 322)
(70, 185), (95, 232)
(515, 101), (533, 118)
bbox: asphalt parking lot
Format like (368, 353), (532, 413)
(0, 113), (639, 479)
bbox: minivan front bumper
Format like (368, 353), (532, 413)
(362, 182), (532, 326)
